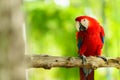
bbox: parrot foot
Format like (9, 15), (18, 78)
(97, 56), (108, 64)
(79, 55), (87, 64)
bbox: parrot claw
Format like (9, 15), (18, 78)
(97, 56), (108, 64)
(79, 55), (87, 64)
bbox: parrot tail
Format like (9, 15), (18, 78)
(80, 68), (94, 80)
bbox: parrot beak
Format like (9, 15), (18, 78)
(79, 23), (87, 31)
(76, 21), (87, 31)
(76, 18), (89, 31)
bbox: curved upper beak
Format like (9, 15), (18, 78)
(79, 22), (86, 31)
(76, 21), (86, 31)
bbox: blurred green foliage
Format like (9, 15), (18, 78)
(24, 0), (120, 80)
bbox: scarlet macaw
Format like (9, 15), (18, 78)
(75, 16), (107, 80)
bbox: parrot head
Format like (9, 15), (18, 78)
(75, 16), (99, 32)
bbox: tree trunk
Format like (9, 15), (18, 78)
(0, 0), (25, 80)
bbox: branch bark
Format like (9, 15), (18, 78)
(26, 55), (120, 69)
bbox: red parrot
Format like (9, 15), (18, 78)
(75, 16), (106, 80)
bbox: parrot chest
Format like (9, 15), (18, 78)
(85, 33), (101, 44)
(83, 33), (102, 56)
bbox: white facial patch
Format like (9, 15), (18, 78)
(76, 21), (80, 31)
(80, 18), (89, 29)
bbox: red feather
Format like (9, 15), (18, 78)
(80, 68), (94, 80)
(76, 16), (104, 56)
(75, 16), (105, 80)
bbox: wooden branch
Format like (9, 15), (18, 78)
(25, 55), (120, 69)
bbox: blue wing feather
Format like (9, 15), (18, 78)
(101, 37), (104, 43)
(78, 38), (83, 49)
(100, 26), (105, 44)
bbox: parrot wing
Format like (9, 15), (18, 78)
(78, 37), (83, 49)
(76, 32), (83, 51)
(100, 26), (105, 43)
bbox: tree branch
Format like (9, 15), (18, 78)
(25, 55), (120, 69)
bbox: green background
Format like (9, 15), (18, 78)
(24, 0), (120, 80)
